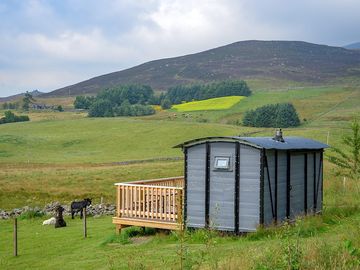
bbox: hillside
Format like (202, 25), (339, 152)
(43, 40), (360, 97)
(0, 90), (43, 102)
(344, 42), (360, 49)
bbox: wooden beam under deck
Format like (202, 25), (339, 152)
(112, 217), (181, 231)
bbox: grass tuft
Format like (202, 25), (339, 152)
(19, 210), (44, 220)
(101, 226), (157, 246)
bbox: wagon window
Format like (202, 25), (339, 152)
(214, 156), (231, 170)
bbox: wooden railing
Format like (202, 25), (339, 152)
(130, 176), (184, 187)
(113, 177), (184, 232)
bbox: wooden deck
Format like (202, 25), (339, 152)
(112, 176), (184, 233)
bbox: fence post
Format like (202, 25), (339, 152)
(14, 218), (18, 256)
(83, 208), (87, 238)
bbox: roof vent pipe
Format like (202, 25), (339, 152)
(273, 128), (285, 142)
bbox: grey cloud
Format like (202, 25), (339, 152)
(0, 0), (359, 96)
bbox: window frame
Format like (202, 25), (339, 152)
(213, 156), (232, 171)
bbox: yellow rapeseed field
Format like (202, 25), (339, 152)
(172, 96), (245, 112)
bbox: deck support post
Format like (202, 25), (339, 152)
(115, 224), (124, 235)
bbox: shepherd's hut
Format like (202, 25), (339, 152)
(113, 130), (328, 234)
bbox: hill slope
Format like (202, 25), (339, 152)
(344, 42), (360, 49)
(44, 40), (360, 97)
(0, 90), (43, 102)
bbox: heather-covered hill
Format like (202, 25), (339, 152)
(44, 40), (360, 97)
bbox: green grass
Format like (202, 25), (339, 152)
(0, 118), (246, 164)
(1, 175), (360, 269)
(171, 96), (245, 112)
(0, 161), (184, 209)
(0, 84), (359, 269)
(0, 85), (359, 210)
(151, 86), (359, 125)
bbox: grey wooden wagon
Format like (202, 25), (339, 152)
(113, 131), (328, 233)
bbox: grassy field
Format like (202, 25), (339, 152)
(0, 161), (183, 209)
(0, 172), (359, 269)
(0, 85), (359, 210)
(144, 86), (360, 125)
(0, 118), (247, 164)
(171, 96), (245, 112)
(0, 84), (359, 269)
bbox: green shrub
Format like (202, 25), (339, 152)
(88, 99), (114, 117)
(0, 111), (30, 125)
(19, 210), (44, 220)
(327, 118), (360, 180)
(74, 96), (95, 109)
(160, 98), (172, 109)
(243, 103), (300, 127)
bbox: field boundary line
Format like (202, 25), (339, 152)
(108, 156), (183, 166)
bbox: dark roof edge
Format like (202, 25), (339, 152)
(174, 136), (329, 150)
(173, 136), (261, 149)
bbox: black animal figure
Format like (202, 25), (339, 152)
(54, 205), (67, 228)
(71, 198), (92, 219)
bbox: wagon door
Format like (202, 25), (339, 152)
(289, 153), (305, 219)
(209, 142), (236, 231)
(186, 144), (207, 228)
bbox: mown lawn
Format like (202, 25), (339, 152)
(171, 96), (245, 112)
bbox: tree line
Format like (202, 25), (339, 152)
(0, 111), (29, 125)
(243, 103), (300, 128)
(164, 80), (251, 105)
(74, 80), (252, 116)
(1, 92), (64, 112)
(1, 102), (20, 110)
(74, 85), (156, 117)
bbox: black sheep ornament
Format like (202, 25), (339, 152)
(55, 205), (67, 228)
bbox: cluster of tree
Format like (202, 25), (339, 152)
(22, 92), (36, 111)
(74, 96), (96, 109)
(165, 80), (251, 105)
(243, 103), (300, 128)
(89, 100), (155, 117)
(1, 102), (20, 110)
(74, 80), (252, 114)
(75, 85), (156, 117)
(0, 111), (29, 124)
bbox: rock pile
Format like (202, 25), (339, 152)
(0, 202), (116, 219)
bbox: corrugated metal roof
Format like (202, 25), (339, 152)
(237, 137), (329, 150)
(175, 136), (329, 150)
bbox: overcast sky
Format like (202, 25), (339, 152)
(1, 0), (359, 97)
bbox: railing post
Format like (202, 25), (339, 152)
(172, 189), (176, 221)
(176, 189), (184, 229)
(117, 185), (121, 217)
